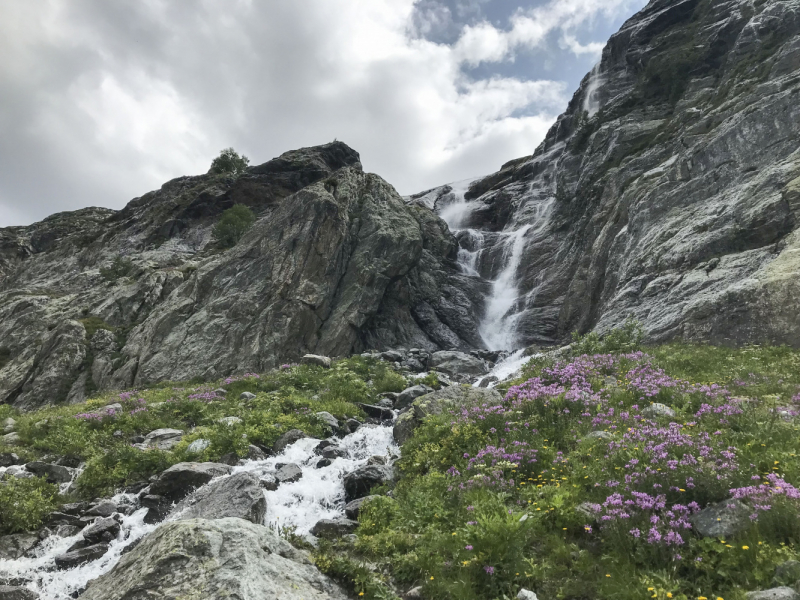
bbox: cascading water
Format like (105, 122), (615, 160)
(0, 423), (398, 599)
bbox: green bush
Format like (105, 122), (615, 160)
(100, 255), (135, 282)
(209, 147), (250, 176)
(213, 204), (256, 248)
(373, 366), (407, 394)
(570, 318), (644, 356)
(0, 477), (60, 534)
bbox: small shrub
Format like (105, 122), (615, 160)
(0, 476), (60, 534)
(209, 147), (250, 176)
(213, 204), (256, 248)
(100, 256), (135, 282)
(571, 318), (644, 356)
(374, 367), (407, 394)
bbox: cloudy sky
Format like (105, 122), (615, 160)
(0, 0), (648, 227)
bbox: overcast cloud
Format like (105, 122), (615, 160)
(0, 0), (647, 227)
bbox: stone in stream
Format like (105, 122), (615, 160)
(59, 501), (88, 515)
(272, 428), (307, 453)
(376, 398), (394, 409)
(82, 517), (121, 544)
(301, 354), (332, 368)
(344, 495), (380, 520)
(148, 462), (232, 501)
(310, 517), (359, 539)
(275, 463), (303, 484)
(259, 474), (279, 491)
(0, 533), (39, 560)
(0, 453), (23, 467)
(321, 446), (347, 459)
(45, 512), (83, 527)
(78, 518), (349, 600)
(172, 472), (266, 524)
(24, 462), (73, 484)
(316, 458), (333, 468)
(0, 586), (39, 600)
(344, 465), (394, 502)
(246, 444), (268, 461)
(344, 418), (362, 433)
(84, 499), (118, 517)
(141, 428), (184, 450)
(54, 543), (110, 570)
(315, 411), (340, 432)
(478, 376), (499, 388)
(314, 439), (335, 454)
(357, 403), (394, 420)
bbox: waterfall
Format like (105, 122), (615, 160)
(583, 62), (603, 117)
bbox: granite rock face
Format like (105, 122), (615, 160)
(0, 142), (482, 410)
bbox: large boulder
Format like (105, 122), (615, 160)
(0, 586), (38, 600)
(343, 465), (394, 502)
(310, 517), (358, 539)
(301, 354), (332, 368)
(395, 385), (433, 409)
(746, 589), (799, 600)
(429, 351), (489, 378)
(690, 499), (750, 538)
(82, 517), (121, 544)
(393, 386), (503, 444)
(79, 518), (349, 600)
(272, 429), (307, 453)
(0, 533), (39, 560)
(54, 543), (110, 569)
(172, 472), (266, 524)
(148, 462), (232, 501)
(24, 461), (73, 484)
(141, 429), (184, 450)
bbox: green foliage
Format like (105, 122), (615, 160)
(0, 477), (60, 534)
(373, 366), (407, 394)
(78, 445), (177, 498)
(570, 318), (644, 356)
(415, 371), (442, 390)
(99, 255), (135, 282)
(209, 147), (250, 176)
(212, 204), (256, 248)
(313, 540), (401, 600)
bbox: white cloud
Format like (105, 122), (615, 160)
(0, 0), (641, 226)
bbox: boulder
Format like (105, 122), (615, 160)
(239, 391), (256, 400)
(187, 438), (210, 454)
(246, 444), (268, 461)
(403, 358), (426, 372)
(85, 499), (118, 518)
(142, 428), (184, 450)
(141, 494), (171, 524)
(642, 403), (676, 419)
(394, 386), (502, 444)
(0, 533), (39, 560)
(316, 458), (333, 468)
(213, 388), (228, 396)
(259, 474), (279, 491)
(45, 512), (83, 527)
(314, 440), (336, 454)
(0, 453), (23, 467)
(172, 472), (266, 524)
(344, 418), (361, 433)
(273, 429), (306, 453)
(60, 501), (89, 515)
(366, 456), (387, 466)
(344, 465), (394, 502)
(0, 586), (38, 600)
(82, 517), (121, 544)
(24, 462), (72, 484)
(429, 351), (488, 377)
(380, 350), (404, 363)
(376, 398), (394, 409)
(358, 403), (394, 420)
(315, 411), (340, 432)
(322, 446), (347, 459)
(344, 495), (379, 520)
(478, 376), (499, 388)
(275, 463), (303, 484)
(54, 543), (110, 569)
(517, 590), (539, 600)
(148, 462), (232, 501)
(690, 499), (750, 538)
(746, 589), (799, 600)
(99, 403), (123, 415)
(301, 354), (332, 368)
(395, 385), (433, 409)
(310, 517), (359, 539)
(2, 417), (15, 433)
(78, 518), (348, 600)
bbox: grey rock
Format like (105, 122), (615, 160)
(82, 517), (121, 544)
(774, 561), (800, 586)
(85, 499), (117, 518)
(517, 590), (539, 600)
(394, 386), (502, 444)
(0, 534), (38, 560)
(1, 433), (20, 446)
(45, 512), (83, 527)
(313, 439), (335, 454)
(79, 518), (348, 600)
(301, 354), (332, 368)
(54, 543), (109, 569)
(429, 351), (488, 377)
(478, 376), (499, 388)
(239, 391), (256, 400)
(0, 586), (39, 600)
(395, 384), (433, 409)
(24, 462), (72, 484)
(316, 458), (332, 468)
(186, 438), (210, 454)
(59, 501), (88, 515)
(380, 350), (405, 362)
(246, 444), (267, 461)
(0, 453), (22, 467)
(2, 418), (15, 433)
(344, 418), (361, 433)
(99, 403), (123, 415)
(746, 589), (799, 600)
(376, 398), (394, 409)
(343, 465), (394, 502)
(642, 403), (676, 419)
(690, 499), (750, 538)
(310, 517), (359, 539)
(358, 403), (393, 420)
(1, 465), (33, 480)
(141, 428), (184, 450)
(148, 462), (232, 501)
(172, 471), (266, 524)
(218, 452), (240, 466)
(366, 455), (387, 466)
(275, 463), (303, 484)
(273, 428), (306, 453)
(315, 411), (339, 431)
(344, 495), (380, 520)
(403, 357), (426, 372)
(321, 446), (347, 459)
(259, 475), (279, 491)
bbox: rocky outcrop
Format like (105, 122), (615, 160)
(79, 518), (349, 600)
(0, 142), (482, 410)
(171, 471), (266, 524)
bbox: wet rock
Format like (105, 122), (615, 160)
(517, 590), (539, 600)
(429, 351), (488, 378)
(344, 465), (394, 502)
(124, 481), (149, 494)
(85, 499), (117, 518)
(24, 461), (72, 484)
(140, 495), (171, 525)
(0, 453), (23, 468)
(54, 543), (109, 570)
(395, 385), (433, 409)
(310, 517), (359, 539)
(79, 518), (348, 600)
(345, 418), (361, 433)
(316, 458), (332, 468)
(239, 391), (256, 400)
(315, 411), (340, 432)
(83, 517), (121, 544)
(0, 586), (39, 600)
(246, 444), (267, 461)
(273, 429), (307, 453)
(45, 512), (83, 527)
(218, 452), (240, 466)
(376, 398), (394, 409)
(690, 499), (750, 538)
(0, 534), (39, 560)
(478, 376), (499, 388)
(322, 446), (347, 459)
(344, 495), (380, 520)
(746, 588), (799, 600)
(148, 462), (232, 501)
(59, 502), (88, 516)
(301, 354), (332, 368)
(358, 403), (394, 420)
(366, 455), (387, 466)
(141, 428), (184, 450)
(187, 438), (210, 454)
(172, 472), (266, 524)
(259, 475), (279, 491)
(642, 403), (676, 419)
(314, 440), (335, 454)
(275, 463), (303, 484)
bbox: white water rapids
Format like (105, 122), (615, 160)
(0, 423), (397, 600)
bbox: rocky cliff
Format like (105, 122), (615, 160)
(0, 143), (484, 410)
(412, 0), (800, 349)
